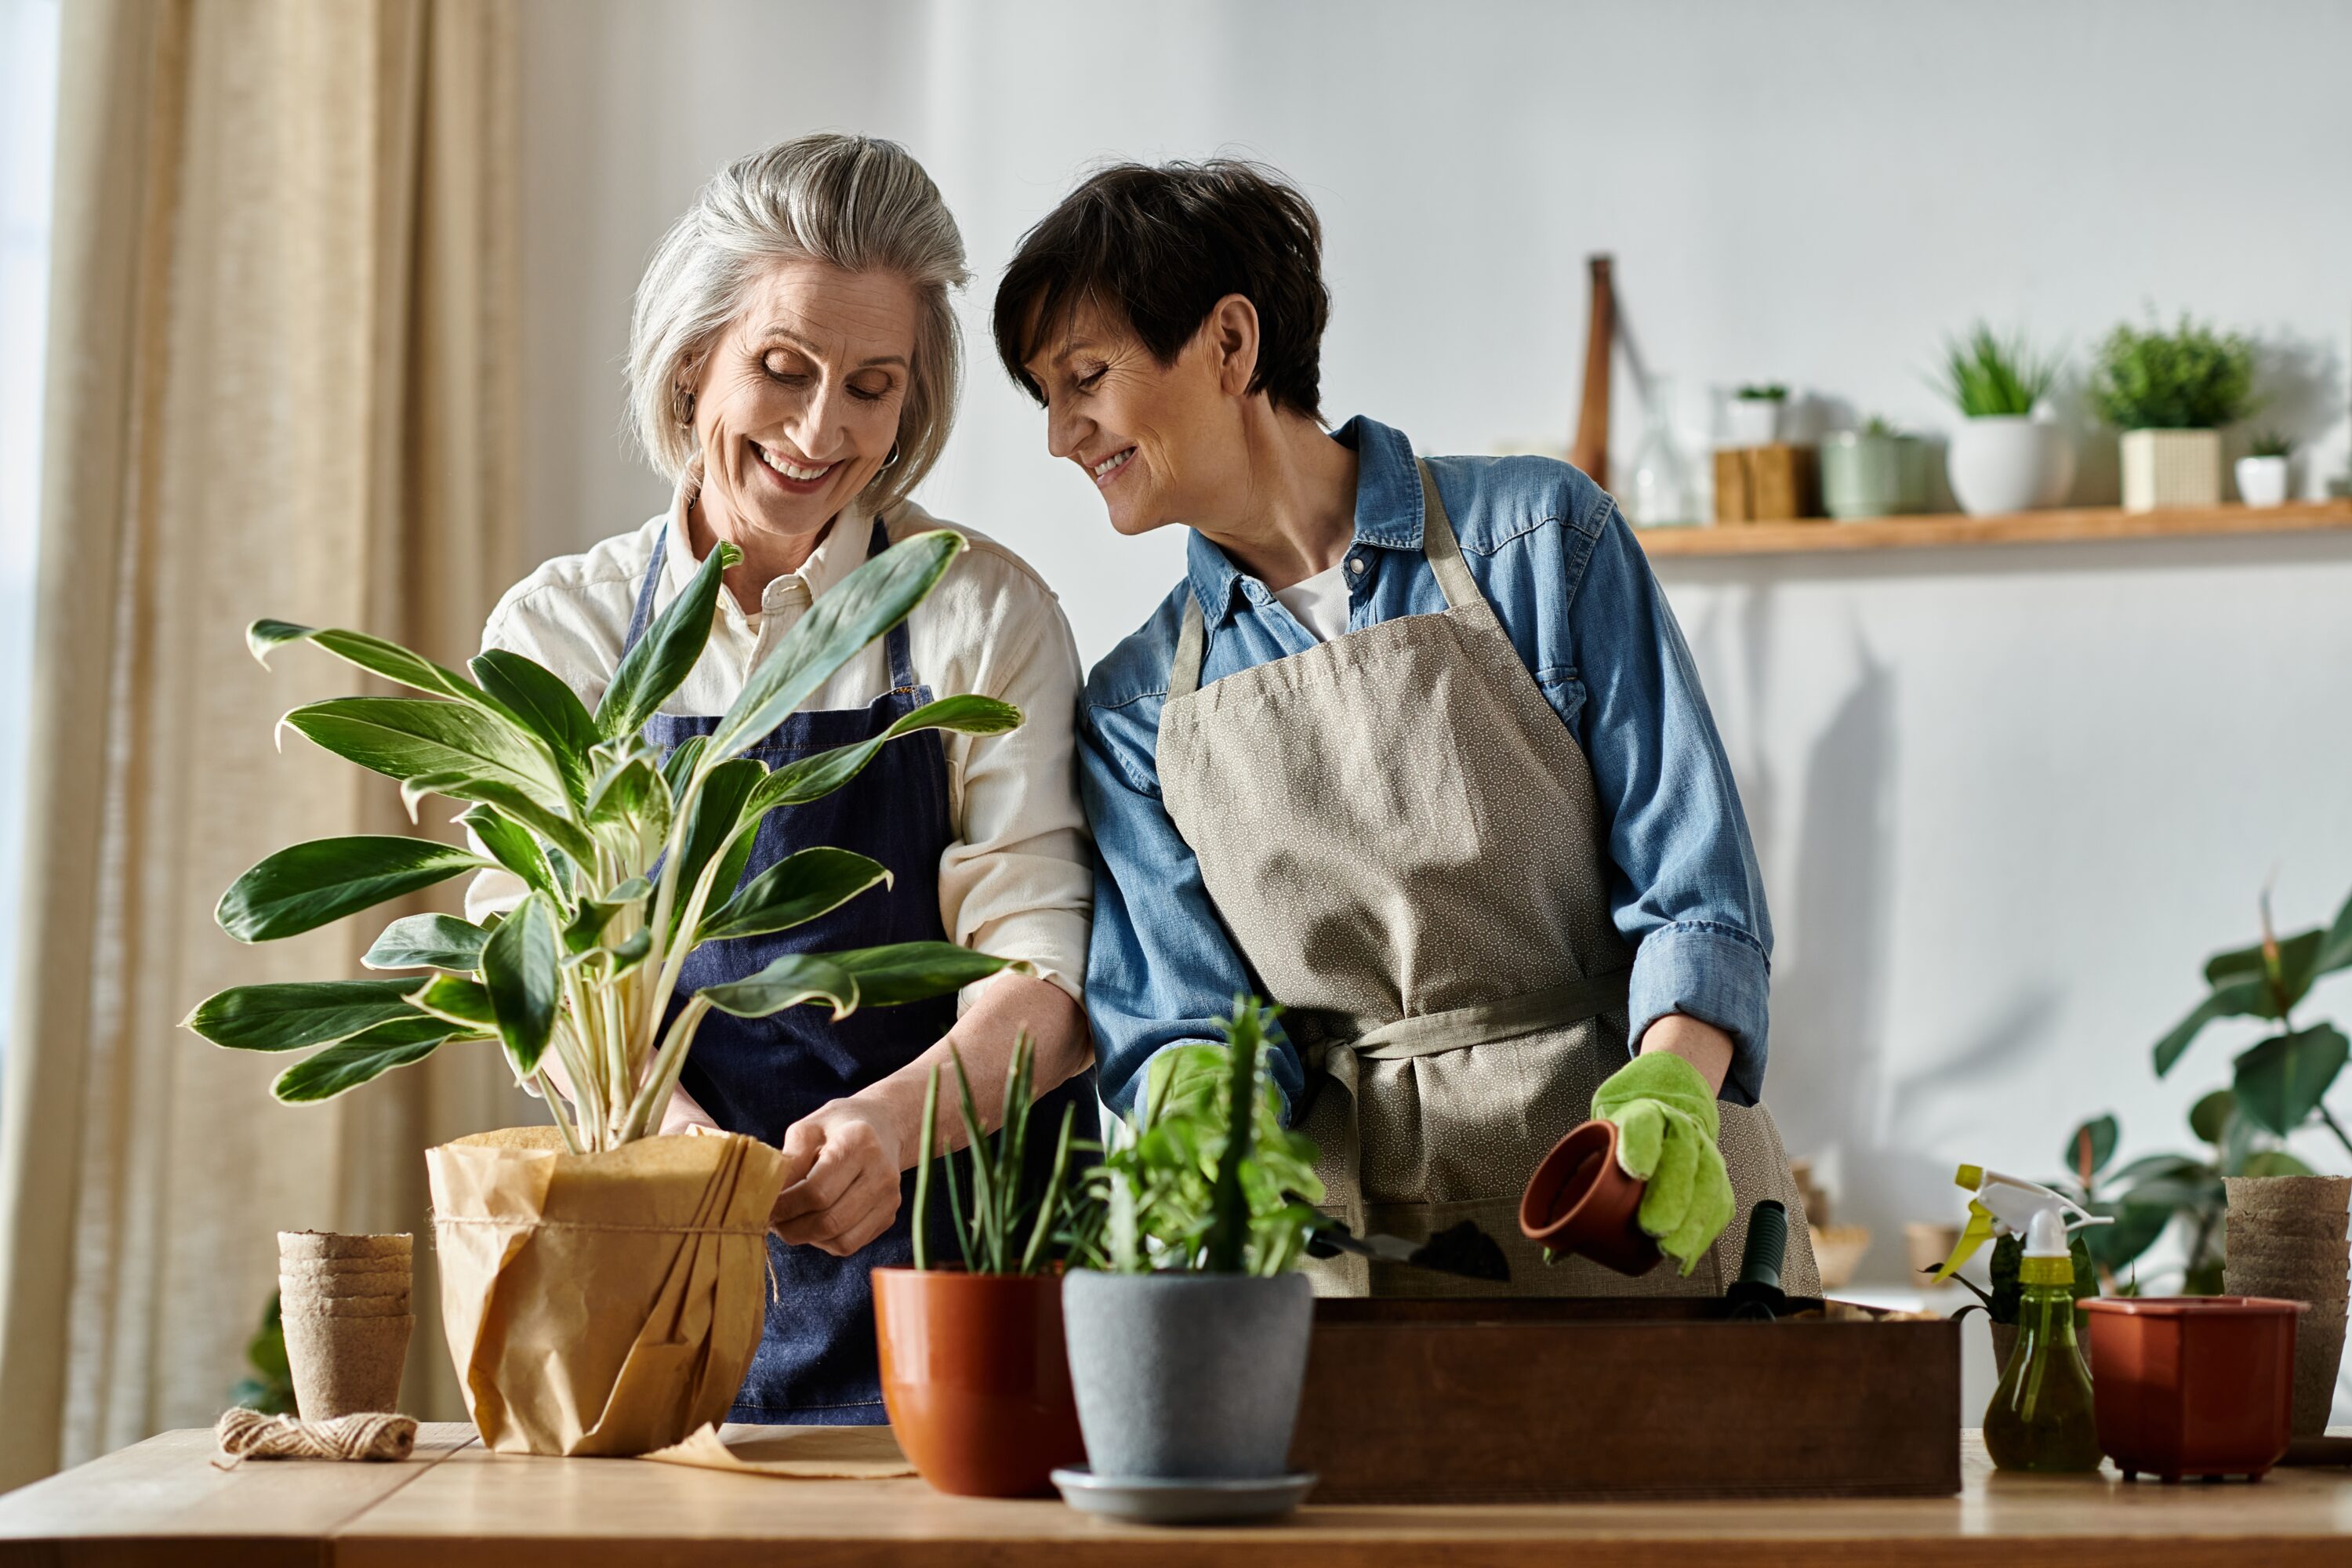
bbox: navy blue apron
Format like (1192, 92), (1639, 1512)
(625, 514), (1094, 1425)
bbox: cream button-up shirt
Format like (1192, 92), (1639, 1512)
(468, 483), (1091, 1004)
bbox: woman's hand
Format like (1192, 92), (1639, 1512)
(1636, 1012), (1736, 1098)
(770, 1097), (907, 1257)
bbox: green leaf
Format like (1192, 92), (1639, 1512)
(698, 953), (859, 1020)
(2231, 1024), (2350, 1137)
(696, 848), (891, 943)
(2318, 887), (2352, 979)
(563, 877), (648, 951)
(594, 541), (738, 741)
(2152, 975), (2271, 1076)
(587, 755), (670, 848)
(271, 1019), (471, 1103)
(607, 926), (653, 976)
(2240, 1148), (2318, 1178)
(461, 804), (557, 902)
(661, 735), (710, 800)
(250, 621), (499, 711)
(826, 941), (1023, 1006)
(669, 757), (764, 920)
(2060, 1114), (2118, 1181)
(480, 895), (558, 1077)
(406, 975), (497, 1032)
(746, 695), (1022, 814)
(216, 837), (489, 942)
(184, 979), (428, 1052)
(2204, 927), (2325, 1010)
(2084, 1200), (2171, 1273)
(706, 531), (962, 764)
(2187, 1089), (2237, 1146)
(281, 697), (569, 814)
(469, 649), (597, 801)
(401, 771), (597, 867)
(362, 913), (491, 971)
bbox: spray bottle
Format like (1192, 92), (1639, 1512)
(1930, 1166), (2107, 1473)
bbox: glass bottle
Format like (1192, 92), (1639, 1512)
(1626, 376), (1693, 527)
(1983, 1243), (2103, 1472)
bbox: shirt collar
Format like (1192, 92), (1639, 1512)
(1182, 416), (1424, 627)
(662, 470), (871, 620)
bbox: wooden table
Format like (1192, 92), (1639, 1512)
(2, 1425), (2348, 1567)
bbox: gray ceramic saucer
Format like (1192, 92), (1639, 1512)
(1050, 1466), (1317, 1525)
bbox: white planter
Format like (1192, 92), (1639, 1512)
(2119, 429), (2220, 513)
(1946, 416), (2075, 517)
(1725, 399), (1781, 447)
(2234, 454), (2291, 509)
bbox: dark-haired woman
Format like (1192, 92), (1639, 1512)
(994, 160), (1817, 1297)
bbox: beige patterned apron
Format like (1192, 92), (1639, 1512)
(1156, 460), (1820, 1300)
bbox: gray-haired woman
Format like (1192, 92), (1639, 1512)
(474, 134), (1095, 1425)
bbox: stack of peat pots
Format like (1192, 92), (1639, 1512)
(277, 1231), (412, 1418)
(2222, 1177), (2350, 1435)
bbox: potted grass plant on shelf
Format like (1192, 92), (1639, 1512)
(1934, 321), (2073, 517)
(2090, 313), (2255, 512)
(872, 1033), (1092, 1497)
(1725, 383), (1788, 447)
(2237, 430), (2294, 509)
(1057, 1000), (1325, 1515)
(184, 530), (1025, 1457)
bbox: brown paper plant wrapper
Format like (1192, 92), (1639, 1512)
(640, 1423), (914, 1479)
(426, 1127), (789, 1457)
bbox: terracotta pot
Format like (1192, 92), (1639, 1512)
(873, 1268), (1084, 1497)
(2081, 1296), (2304, 1482)
(1517, 1120), (1661, 1276)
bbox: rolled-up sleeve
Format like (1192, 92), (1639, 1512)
(1567, 500), (1773, 1105)
(1078, 691), (1304, 1120)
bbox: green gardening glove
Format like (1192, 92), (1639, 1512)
(1592, 1053), (1734, 1276)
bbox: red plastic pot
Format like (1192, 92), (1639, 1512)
(1517, 1119), (1662, 1276)
(2079, 1295), (2306, 1483)
(872, 1268), (1086, 1497)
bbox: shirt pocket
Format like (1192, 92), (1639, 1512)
(1535, 666), (1588, 733)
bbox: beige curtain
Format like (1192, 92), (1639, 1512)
(0, 0), (530, 1486)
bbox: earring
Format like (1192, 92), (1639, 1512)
(880, 441), (902, 471)
(673, 386), (695, 426)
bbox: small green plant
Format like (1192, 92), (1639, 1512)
(1080, 999), (1323, 1276)
(230, 1291), (297, 1415)
(2249, 429), (2294, 459)
(1735, 383), (1788, 402)
(911, 1033), (1087, 1275)
(1935, 322), (2063, 417)
(2089, 314), (2255, 430)
(1860, 414), (1901, 438)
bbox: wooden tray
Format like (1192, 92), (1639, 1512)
(1289, 1296), (1959, 1502)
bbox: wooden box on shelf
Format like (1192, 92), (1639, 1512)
(1715, 444), (1821, 524)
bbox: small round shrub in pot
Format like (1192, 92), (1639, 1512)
(1936, 322), (2073, 517)
(1725, 383), (1787, 447)
(2236, 430), (2293, 509)
(871, 1033), (1089, 1497)
(1061, 1002), (1323, 1493)
(2090, 313), (2254, 513)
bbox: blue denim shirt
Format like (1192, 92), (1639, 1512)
(1079, 416), (1773, 1119)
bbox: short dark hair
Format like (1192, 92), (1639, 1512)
(993, 159), (1330, 421)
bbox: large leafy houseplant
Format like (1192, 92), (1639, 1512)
(2090, 314), (2256, 430)
(185, 530), (1023, 1151)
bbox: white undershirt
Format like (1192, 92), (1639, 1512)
(1272, 562), (1353, 644)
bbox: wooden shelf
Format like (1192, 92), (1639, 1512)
(1635, 500), (2352, 557)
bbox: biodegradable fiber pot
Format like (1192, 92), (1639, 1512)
(426, 1127), (788, 1456)
(1518, 1119), (1661, 1276)
(2120, 428), (2222, 512)
(873, 1268), (1086, 1497)
(1947, 415), (2074, 516)
(278, 1231), (412, 1418)
(2221, 1174), (2350, 1436)
(1062, 1271), (1314, 1481)
(2082, 1297), (2303, 1482)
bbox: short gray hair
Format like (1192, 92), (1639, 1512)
(628, 133), (969, 515)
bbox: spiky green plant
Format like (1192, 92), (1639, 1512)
(1935, 322), (2064, 417)
(2249, 429), (2294, 459)
(184, 531), (1027, 1151)
(912, 1033), (1084, 1274)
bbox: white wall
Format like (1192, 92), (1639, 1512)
(517, 1), (2352, 1284)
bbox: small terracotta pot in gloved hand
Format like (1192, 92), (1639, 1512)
(1519, 1120), (1662, 1276)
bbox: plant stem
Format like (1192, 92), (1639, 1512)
(912, 1065), (938, 1272)
(535, 1069), (584, 1155)
(2317, 1100), (2352, 1160)
(621, 995), (711, 1142)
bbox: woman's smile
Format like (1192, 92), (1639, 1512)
(750, 436), (841, 494)
(1086, 446), (1137, 488)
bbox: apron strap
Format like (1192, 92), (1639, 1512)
(1167, 456), (1478, 703)
(621, 530), (669, 656)
(869, 513), (920, 692)
(1344, 967), (1631, 1060)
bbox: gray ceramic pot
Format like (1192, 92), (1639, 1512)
(1062, 1270), (1314, 1480)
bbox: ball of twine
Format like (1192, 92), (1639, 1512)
(212, 1406), (416, 1465)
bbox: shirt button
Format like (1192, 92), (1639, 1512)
(1348, 557), (1367, 575)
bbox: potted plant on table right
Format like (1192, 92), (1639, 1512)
(1935, 321), (2073, 517)
(1725, 383), (1788, 447)
(2090, 313), (2255, 512)
(2237, 430), (2294, 508)
(1056, 1000), (1326, 1522)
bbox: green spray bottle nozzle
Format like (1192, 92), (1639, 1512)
(1928, 1165), (2111, 1286)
